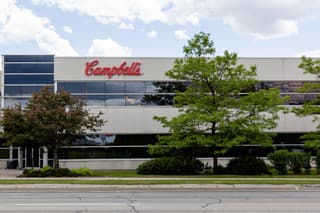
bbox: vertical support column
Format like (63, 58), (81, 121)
(24, 147), (27, 168)
(9, 146), (13, 161)
(1, 55), (5, 109)
(17, 147), (23, 169)
(42, 146), (48, 167)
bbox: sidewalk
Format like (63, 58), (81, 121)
(0, 169), (320, 191)
(0, 169), (22, 178)
(0, 184), (309, 191)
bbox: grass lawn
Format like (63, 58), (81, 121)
(92, 170), (320, 179)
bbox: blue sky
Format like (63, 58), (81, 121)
(1, 0), (320, 57)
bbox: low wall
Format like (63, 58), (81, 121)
(59, 158), (151, 170)
(0, 160), (7, 169)
(59, 158), (234, 170)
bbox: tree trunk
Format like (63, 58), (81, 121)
(53, 146), (59, 169)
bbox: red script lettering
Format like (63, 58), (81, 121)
(85, 60), (142, 79)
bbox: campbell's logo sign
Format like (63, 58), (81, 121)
(85, 60), (142, 79)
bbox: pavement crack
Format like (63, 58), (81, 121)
(128, 198), (139, 213)
(201, 199), (222, 208)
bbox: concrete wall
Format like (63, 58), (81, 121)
(59, 157), (316, 170)
(0, 160), (7, 169)
(59, 158), (238, 170)
(59, 158), (152, 170)
(55, 57), (320, 135)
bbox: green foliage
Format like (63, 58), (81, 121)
(22, 167), (71, 177)
(226, 156), (270, 175)
(316, 151), (320, 174)
(151, 32), (285, 165)
(267, 150), (289, 175)
(22, 166), (93, 177)
(288, 152), (310, 174)
(294, 57), (320, 151)
(136, 156), (204, 175)
(71, 168), (94, 176)
(0, 87), (104, 168)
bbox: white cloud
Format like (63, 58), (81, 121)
(146, 30), (157, 38)
(174, 30), (189, 40)
(87, 38), (132, 56)
(0, 0), (77, 56)
(63, 25), (72, 34)
(297, 50), (320, 57)
(32, 0), (320, 39)
(118, 22), (134, 30)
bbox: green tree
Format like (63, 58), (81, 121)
(293, 56), (320, 151)
(151, 32), (286, 171)
(1, 87), (104, 168)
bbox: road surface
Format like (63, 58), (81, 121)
(0, 190), (320, 212)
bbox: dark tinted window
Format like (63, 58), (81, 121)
(106, 95), (125, 106)
(4, 64), (53, 73)
(143, 94), (174, 105)
(5, 75), (54, 84)
(146, 82), (189, 93)
(58, 82), (85, 93)
(126, 82), (146, 93)
(106, 82), (126, 93)
(4, 86), (53, 96)
(86, 95), (106, 106)
(4, 55), (53, 62)
(86, 82), (106, 93)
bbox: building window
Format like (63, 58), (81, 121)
(5, 75), (54, 84)
(106, 95), (125, 106)
(106, 82), (126, 93)
(4, 64), (54, 73)
(126, 81), (146, 93)
(4, 55), (53, 62)
(4, 86), (53, 96)
(85, 82), (106, 93)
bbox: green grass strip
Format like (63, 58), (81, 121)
(1, 179), (320, 185)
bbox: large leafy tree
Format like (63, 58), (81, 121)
(293, 56), (320, 151)
(1, 87), (104, 168)
(151, 32), (286, 171)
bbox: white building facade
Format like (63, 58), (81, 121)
(1, 55), (318, 168)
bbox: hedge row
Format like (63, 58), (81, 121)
(22, 166), (93, 177)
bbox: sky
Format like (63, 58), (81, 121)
(1, 0), (320, 58)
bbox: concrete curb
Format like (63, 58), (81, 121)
(0, 184), (311, 191)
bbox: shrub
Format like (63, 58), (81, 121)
(70, 168), (93, 176)
(267, 150), (289, 175)
(316, 151), (320, 174)
(302, 153), (311, 174)
(22, 167), (73, 177)
(287, 152), (308, 174)
(212, 165), (227, 175)
(137, 156), (204, 175)
(288, 152), (310, 174)
(54, 168), (72, 177)
(39, 166), (55, 177)
(226, 156), (270, 175)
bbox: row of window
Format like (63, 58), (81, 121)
(4, 64), (54, 73)
(57, 81), (320, 94)
(4, 94), (174, 107)
(4, 55), (54, 63)
(257, 81), (319, 93)
(4, 86), (53, 96)
(57, 81), (189, 94)
(4, 93), (320, 107)
(5, 75), (54, 84)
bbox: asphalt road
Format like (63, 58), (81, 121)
(0, 190), (320, 212)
